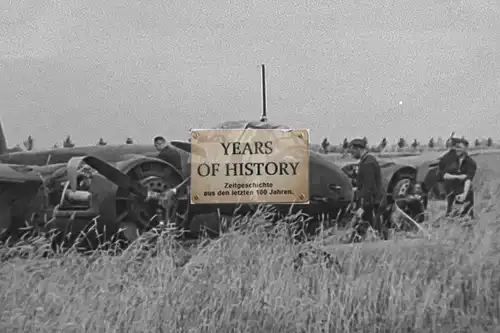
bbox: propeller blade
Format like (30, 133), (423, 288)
(82, 156), (148, 198)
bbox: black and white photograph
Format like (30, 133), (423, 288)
(1, 0), (499, 331)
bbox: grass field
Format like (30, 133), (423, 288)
(1, 153), (500, 332)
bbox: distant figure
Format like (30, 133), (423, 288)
(23, 135), (34, 151)
(428, 137), (434, 149)
(321, 137), (330, 154)
(397, 137), (406, 149)
(342, 138), (349, 150)
(154, 136), (183, 174)
(348, 138), (388, 241)
(63, 135), (75, 148)
(438, 137), (477, 218)
(487, 137), (493, 147)
(379, 138), (387, 152)
(446, 132), (455, 148)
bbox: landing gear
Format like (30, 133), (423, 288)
(392, 178), (412, 200)
(388, 178), (427, 229)
(115, 164), (188, 244)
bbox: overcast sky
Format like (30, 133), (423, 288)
(1, 0), (499, 148)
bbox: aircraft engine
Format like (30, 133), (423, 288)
(50, 156), (187, 248)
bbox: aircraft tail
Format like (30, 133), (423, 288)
(0, 121), (6, 155)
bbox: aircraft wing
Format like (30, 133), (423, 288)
(0, 164), (43, 184)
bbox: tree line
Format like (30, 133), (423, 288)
(12, 134), (498, 152)
(19, 136), (136, 151)
(319, 135), (496, 154)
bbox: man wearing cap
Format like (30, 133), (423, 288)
(154, 136), (183, 174)
(438, 137), (477, 218)
(349, 138), (388, 240)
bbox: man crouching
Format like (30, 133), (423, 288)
(439, 137), (477, 218)
(348, 138), (389, 241)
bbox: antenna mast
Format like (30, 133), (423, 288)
(260, 64), (267, 122)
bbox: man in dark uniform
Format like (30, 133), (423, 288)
(349, 138), (388, 240)
(154, 136), (183, 174)
(438, 137), (477, 218)
(436, 137), (459, 199)
(153, 136), (191, 232)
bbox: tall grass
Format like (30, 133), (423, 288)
(1, 182), (500, 332)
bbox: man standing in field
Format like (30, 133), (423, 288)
(349, 139), (388, 241)
(437, 137), (459, 198)
(438, 138), (477, 218)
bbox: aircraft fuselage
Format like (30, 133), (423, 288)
(0, 144), (159, 166)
